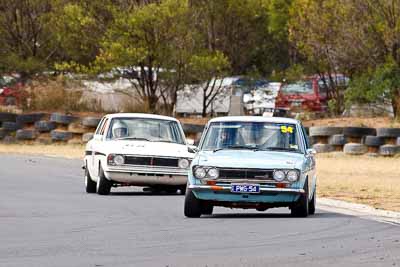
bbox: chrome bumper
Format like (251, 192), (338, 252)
(106, 165), (188, 176)
(105, 171), (187, 186)
(189, 184), (305, 194)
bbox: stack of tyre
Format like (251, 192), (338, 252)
(0, 112), (101, 144)
(309, 126), (400, 156)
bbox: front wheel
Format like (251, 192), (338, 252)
(184, 189), (203, 218)
(291, 180), (309, 217)
(309, 187), (316, 215)
(96, 166), (112, 195)
(85, 167), (96, 193)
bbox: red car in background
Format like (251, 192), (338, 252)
(274, 78), (328, 117)
(0, 75), (24, 106)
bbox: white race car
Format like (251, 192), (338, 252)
(84, 113), (195, 195)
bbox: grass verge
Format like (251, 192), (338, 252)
(0, 144), (398, 211)
(317, 153), (400, 212)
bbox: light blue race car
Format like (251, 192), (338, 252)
(184, 116), (317, 217)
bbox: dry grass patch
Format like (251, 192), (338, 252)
(317, 153), (400, 211)
(0, 144), (85, 159)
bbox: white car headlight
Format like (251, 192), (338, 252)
(178, 158), (190, 169)
(287, 170), (299, 182)
(113, 155), (125, 165)
(273, 170), (286, 182)
(207, 168), (219, 179)
(194, 166), (206, 179)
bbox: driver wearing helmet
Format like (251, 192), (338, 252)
(112, 120), (129, 139)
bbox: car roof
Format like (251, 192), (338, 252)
(208, 116), (300, 125)
(105, 113), (179, 122)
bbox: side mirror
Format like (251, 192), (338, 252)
(306, 148), (316, 155)
(187, 145), (199, 153)
(186, 138), (195, 145)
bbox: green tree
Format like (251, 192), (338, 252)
(94, 0), (196, 113)
(0, 0), (56, 77)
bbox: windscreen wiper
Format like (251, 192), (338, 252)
(213, 145), (258, 152)
(264, 146), (299, 152)
(115, 137), (151, 141)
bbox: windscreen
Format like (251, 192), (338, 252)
(107, 118), (185, 144)
(201, 121), (300, 152)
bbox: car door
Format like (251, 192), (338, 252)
(92, 117), (109, 179)
(300, 123), (316, 198)
(88, 117), (108, 179)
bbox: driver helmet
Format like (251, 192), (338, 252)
(112, 120), (128, 138)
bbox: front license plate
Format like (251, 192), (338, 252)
(231, 184), (260, 194)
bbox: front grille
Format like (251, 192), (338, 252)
(124, 156), (179, 167)
(218, 169), (274, 181)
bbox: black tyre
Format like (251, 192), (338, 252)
(2, 121), (21, 131)
(291, 180), (309, 217)
(81, 117), (101, 128)
(343, 127), (376, 137)
(184, 189), (203, 218)
(50, 130), (73, 141)
(201, 203), (214, 215)
(34, 121), (56, 132)
(376, 128), (400, 138)
(16, 129), (38, 140)
(96, 166), (112, 195)
(0, 128), (6, 139)
(379, 145), (400, 156)
(343, 143), (367, 155)
(364, 136), (384, 147)
(309, 187), (316, 215)
(0, 112), (17, 122)
(50, 113), (77, 125)
(309, 127), (343, 137)
(82, 133), (94, 142)
(178, 185), (187, 195)
(16, 113), (46, 125)
(328, 134), (347, 146)
(85, 167), (96, 193)
(312, 143), (334, 153)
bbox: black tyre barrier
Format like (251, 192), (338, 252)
(343, 127), (376, 137)
(182, 123), (204, 134)
(34, 121), (56, 132)
(328, 134), (346, 146)
(309, 127), (343, 137)
(16, 113), (46, 125)
(50, 130), (73, 141)
(343, 143), (368, 155)
(50, 113), (77, 125)
(363, 136), (384, 147)
(376, 128), (400, 138)
(0, 112), (17, 122)
(379, 144), (400, 156)
(81, 117), (101, 128)
(312, 144), (335, 153)
(16, 129), (38, 140)
(2, 121), (21, 132)
(82, 133), (94, 142)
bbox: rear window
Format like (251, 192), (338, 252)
(281, 81), (313, 94)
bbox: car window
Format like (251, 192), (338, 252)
(300, 124), (311, 149)
(106, 117), (185, 144)
(201, 121), (300, 152)
(99, 118), (109, 135)
(95, 118), (105, 135)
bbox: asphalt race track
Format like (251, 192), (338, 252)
(0, 154), (399, 267)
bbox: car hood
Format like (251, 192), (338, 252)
(99, 140), (194, 158)
(194, 150), (305, 170)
